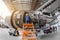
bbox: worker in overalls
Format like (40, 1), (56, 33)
(25, 13), (31, 23)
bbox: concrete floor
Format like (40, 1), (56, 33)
(0, 27), (60, 40)
(37, 27), (60, 40)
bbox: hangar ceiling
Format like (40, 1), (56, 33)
(3, 0), (49, 11)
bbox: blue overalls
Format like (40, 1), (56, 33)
(25, 16), (31, 23)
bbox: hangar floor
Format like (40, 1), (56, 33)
(0, 27), (60, 40)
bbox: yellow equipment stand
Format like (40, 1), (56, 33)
(22, 23), (37, 40)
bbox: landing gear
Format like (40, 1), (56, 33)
(9, 28), (19, 36)
(53, 27), (57, 32)
(43, 27), (57, 34)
